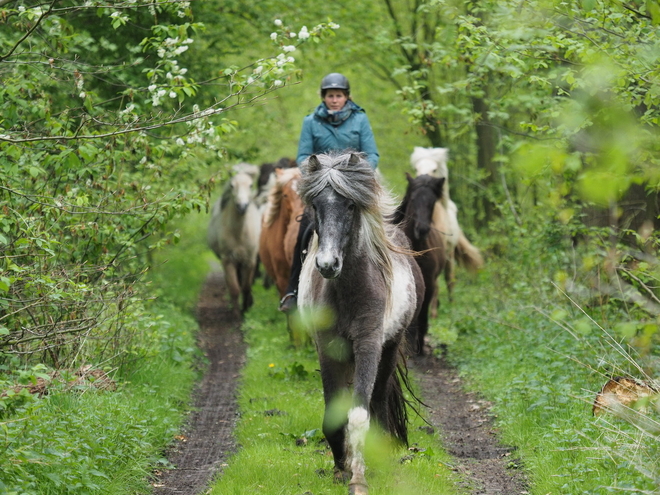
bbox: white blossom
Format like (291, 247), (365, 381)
(176, 138), (185, 146)
(148, 84), (157, 92)
(329, 22), (340, 29)
(289, 32), (297, 38)
(174, 45), (188, 55)
(169, 91), (177, 98)
(121, 103), (135, 114)
(282, 45), (296, 52)
(298, 26), (310, 39)
(270, 32), (277, 41)
(274, 19), (282, 26)
(253, 65), (263, 75)
(273, 80), (283, 87)
(79, 92), (86, 98)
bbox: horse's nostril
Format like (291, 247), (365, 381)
(316, 254), (342, 279)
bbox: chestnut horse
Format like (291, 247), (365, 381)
(258, 167), (304, 300)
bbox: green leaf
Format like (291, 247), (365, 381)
(647, 0), (660, 24)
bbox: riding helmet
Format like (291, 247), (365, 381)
(320, 73), (350, 94)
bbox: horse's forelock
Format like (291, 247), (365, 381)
(300, 152), (380, 211)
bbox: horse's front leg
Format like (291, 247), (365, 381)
(317, 349), (351, 480)
(222, 261), (241, 319)
(347, 337), (382, 495)
(239, 261), (256, 313)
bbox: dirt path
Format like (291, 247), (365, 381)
(151, 272), (527, 494)
(410, 352), (528, 494)
(151, 271), (245, 495)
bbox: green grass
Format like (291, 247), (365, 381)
(0, 303), (199, 494)
(209, 284), (461, 495)
(430, 237), (659, 494)
(0, 215), (208, 495)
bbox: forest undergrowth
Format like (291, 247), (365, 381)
(431, 212), (660, 494)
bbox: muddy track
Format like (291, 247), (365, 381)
(151, 271), (245, 495)
(151, 272), (527, 494)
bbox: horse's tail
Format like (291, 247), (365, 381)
(380, 360), (410, 446)
(455, 232), (484, 272)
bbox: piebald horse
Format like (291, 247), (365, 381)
(298, 152), (424, 495)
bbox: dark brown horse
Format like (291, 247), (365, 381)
(297, 152), (424, 495)
(393, 173), (447, 355)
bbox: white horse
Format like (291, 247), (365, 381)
(410, 147), (483, 307)
(207, 163), (261, 318)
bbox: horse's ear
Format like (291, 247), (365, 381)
(348, 153), (361, 166)
(433, 177), (446, 198)
(405, 172), (413, 183)
(307, 154), (321, 172)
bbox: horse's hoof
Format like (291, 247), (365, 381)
(348, 482), (369, 495)
(333, 469), (350, 484)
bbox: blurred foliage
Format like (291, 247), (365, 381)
(1, 0), (659, 491)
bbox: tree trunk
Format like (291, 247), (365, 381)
(472, 96), (497, 225)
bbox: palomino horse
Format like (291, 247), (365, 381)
(258, 167), (304, 299)
(410, 147), (483, 307)
(298, 152), (424, 495)
(393, 173), (447, 355)
(207, 163), (261, 318)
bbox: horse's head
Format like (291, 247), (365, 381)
(410, 146), (449, 179)
(311, 184), (359, 279)
(227, 169), (257, 215)
(405, 173), (445, 242)
(300, 153), (380, 280)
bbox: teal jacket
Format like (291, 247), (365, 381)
(296, 101), (380, 169)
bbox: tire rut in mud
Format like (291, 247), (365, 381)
(151, 271), (245, 495)
(410, 352), (528, 494)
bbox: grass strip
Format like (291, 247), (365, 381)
(432, 259), (658, 494)
(209, 283), (461, 495)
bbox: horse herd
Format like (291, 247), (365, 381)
(206, 148), (483, 495)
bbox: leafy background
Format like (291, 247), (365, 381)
(1, 0), (659, 493)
